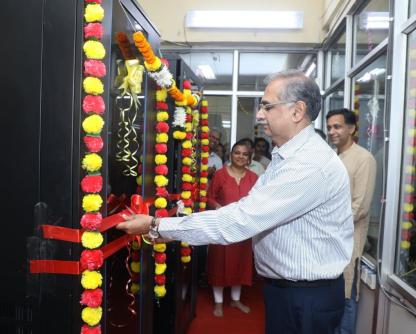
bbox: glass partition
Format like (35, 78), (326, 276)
(351, 54), (387, 259)
(327, 32), (346, 87)
(236, 97), (261, 140)
(206, 95), (232, 149)
(395, 31), (416, 289)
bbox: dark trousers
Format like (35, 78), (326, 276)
(263, 276), (345, 334)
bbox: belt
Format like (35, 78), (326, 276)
(264, 275), (342, 288)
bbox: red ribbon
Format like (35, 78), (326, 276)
(30, 260), (80, 275)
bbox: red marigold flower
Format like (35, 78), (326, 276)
(80, 288), (103, 308)
(186, 133), (193, 140)
(84, 23), (104, 40)
(80, 212), (102, 230)
(154, 274), (166, 285)
(180, 247), (191, 256)
(156, 122), (169, 133)
(402, 230), (411, 240)
(200, 120), (209, 126)
(199, 196), (207, 203)
(182, 199), (193, 206)
(201, 157), (209, 165)
(85, 0), (102, 3)
(155, 209), (169, 217)
(84, 59), (106, 78)
(200, 171), (208, 178)
(81, 324), (101, 334)
(201, 146), (209, 152)
(200, 106), (208, 113)
(155, 143), (167, 154)
(154, 252), (166, 263)
(200, 183), (207, 190)
(155, 165), (168, 175)
(181, 148), (192, 157)
(200, 133), (209, 139)
(186, 115), (192, 122)
(81, 175), (103, 193)
(80, 249), (104, 271)
(182, 182), (193, 191)
(161, 58), (170, 67)
(156, 102), (168, 110)
(84, 135), (104, 153)
(131, 273), (140, 281)
(199, 208), (205, 212)
(132, 251), (140, 261)
(182, 166), (191, 174)
(183, 80), (191, 89)
(155, 187), (169, 197)
(83, 95), (105, 114)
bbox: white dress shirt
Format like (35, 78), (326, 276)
(208, 151), (223, 170)
(159, 125), (353, 281)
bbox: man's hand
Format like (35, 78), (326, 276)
(116, 214), (152, 235)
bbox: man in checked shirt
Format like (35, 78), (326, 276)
(118, 70), (353, 334)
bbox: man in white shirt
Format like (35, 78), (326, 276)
(208, 128), (223, 178)
(117, 70), (353, 334)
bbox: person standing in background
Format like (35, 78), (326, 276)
(208, 128), (223, 179)
(253, 137), (271, 169)
(207, 140), (258, 317)
(327, 108), (376, 334)
(239, 138), (265, 176)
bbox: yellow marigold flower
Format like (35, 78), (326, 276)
(130, 261), (140, 273)
(182, 157), (192, 166)
(131, 240), (140, 250)
(201, 113), (208, 119)
(153, 243), (166, 252)
(175, 98), (187, 107)
(85, 4), (105, 22)
(83, 77), (104, 95)
(401, 240), (411, 249)
(181, 191), (191, 199)
(83, 40), (106, 60)
(200, 177), (208, 184)
(201, 152), (209, 158)
(81, 270), (103, 289)
(156, 133), (168, 143)
(201, 165), (208, 172)
(155, 263), (167, 275)
(154, 284), (166, 298)
(82, 114), (104, 135)
(136, 175), (142, 186)
(404, 203), (414, 212)
(182, 140), (192, 149)
(157, 111), (169, 122)
(81, 231), (103, 249)
(81, 306), (102, 327)
(200, 190), (207, 197)
(201, 126), (209, 133)
(82, 194), (103, 212)
(181, 256), (191, 263)
(402, 221), (413, 229)
(130, 283), (140, 294)
(184, 122), (192, 132)
(82, 153), (103, 172)
(173, 131), (186, 140)
(183, 207), (192, 215)
(405, 184), (415, 193)
(181, 242), (189, 247)
(201, 139), (209, 146)
(145, 57), (162, 72)
(199, 202), (206, 209)
(408, 128), (416, 137)
(154, 175), (168, 187)
(182, 174), (192, 183)
(201, 100), (208, 107)
(155, 154), (167, 165)
(155, 197), (167, 209)
(156, 89), (167, 102)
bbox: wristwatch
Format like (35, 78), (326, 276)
(148, 217), (160, 241)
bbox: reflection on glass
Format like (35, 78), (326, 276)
(410, 1), (416, 17)
(327, 32), (346, 86)
(236, 97), (262, 140)
(396, 33), (416, 289)
(206, 96), (232, 149)
(353, 0), (389, 64)
(180, 52), (233, 90)
(238, 53), (316, 91)
(351, 54), (387, 259)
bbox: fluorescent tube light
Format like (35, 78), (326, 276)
(185, 11), (303, 29)
(359, 12), (389, 30)
(305, 63), (316, 77)
(196, 65), (216, 80)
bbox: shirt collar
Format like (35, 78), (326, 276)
(272, 124), (315, 160)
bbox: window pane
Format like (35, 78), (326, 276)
(238, 53), (316, 91)
(206, 95), (232, 149)
(353, 0), (389, 64)
(327, 32), (346, 87)
(410, 0), (416, 17)
(351, 54), (387, 259)
(236, 97), (262, 141)
(180, 52), (233, 90)
(395, 32), (416, 289)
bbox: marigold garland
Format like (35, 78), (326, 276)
(80, 1), (106, 332)
(198, 98), (210, 211)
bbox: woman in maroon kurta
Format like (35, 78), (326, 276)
(206, 141), (258, 317)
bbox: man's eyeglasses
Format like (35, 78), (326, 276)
(258, 101), (293, 112)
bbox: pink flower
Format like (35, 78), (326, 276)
(80, 288), (103, 308)
(83, 95), (105, 114)
(84, 60), (106, 78)
(84, 23), (104, 40)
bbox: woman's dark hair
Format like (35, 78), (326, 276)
(232, 139), (252, 152)
(254, 137), (271, 159)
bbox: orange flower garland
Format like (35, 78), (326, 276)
(198, 98), (210, 212)
(115, 32), (135, 60)
(80, 1), (106, 333)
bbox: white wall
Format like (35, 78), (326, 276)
(137, 0), (325, 44)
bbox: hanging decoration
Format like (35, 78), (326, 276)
(198, 98), (210, 213)
(80, 0), (106, 333)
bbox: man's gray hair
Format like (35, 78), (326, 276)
(264, 70), (322, 121)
